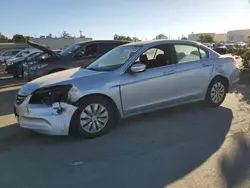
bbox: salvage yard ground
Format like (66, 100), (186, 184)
(0, 61), (249, 188)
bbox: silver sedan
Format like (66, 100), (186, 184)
(14, 40), (240, 138)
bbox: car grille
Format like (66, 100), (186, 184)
(16, 94), (27, 105)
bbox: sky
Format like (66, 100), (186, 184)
(1, 0), (250, 40)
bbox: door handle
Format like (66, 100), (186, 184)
(163, 69), (175, 75)
(202, 63), (210, 67)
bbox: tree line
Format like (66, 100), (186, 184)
(0, 33), (30, 43)
(197, 34), (213, 43)
(113, 33), (169, 41)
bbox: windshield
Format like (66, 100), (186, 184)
(26, 52), (41, 61)
(2, 50), (11, 56)
(59, 44), (81, 56)
(86, 45), (142, 71)
(15, 51), (24, 58)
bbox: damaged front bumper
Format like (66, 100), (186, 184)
(14, 95), (78, 135)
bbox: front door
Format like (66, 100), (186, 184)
(120, 44), (178, 115)
(173, 44), (213, 101)
(72, 44), (100, 68)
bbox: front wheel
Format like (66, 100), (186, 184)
(205, 79), (227, 107)
(70, 96), (117, 138)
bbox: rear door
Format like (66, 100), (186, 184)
(173, 44), (213, 100)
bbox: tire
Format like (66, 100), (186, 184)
(205, 78), (227, 107)
(70, 96), (117, 138)
(13, 69), (19, 78)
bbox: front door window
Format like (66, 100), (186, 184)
(134, 45), (171, 70)
(121, 44), (177, 114)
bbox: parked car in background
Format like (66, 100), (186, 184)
(12, 51), (43, 78)
(203, 43), (213, 49)
(13, 51), (58, 78)
(0, 49), (21, 64)
(23, 40), (129, 81)
(225, 43), (235, 53)
(5, 49), (40, 73)
(14, 40), (239, 138)
(213, 43), (227, 54)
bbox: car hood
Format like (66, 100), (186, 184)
(27, 40), (58, 57)
(19, 67), (104, 95)
(4, 56), (13, 61)
(6, 57), (24, 63)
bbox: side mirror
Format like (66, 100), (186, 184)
(130, 63), (146, 73)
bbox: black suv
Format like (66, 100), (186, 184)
(24, 40), (129, 81)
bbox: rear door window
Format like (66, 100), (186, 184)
(174, 45), (201, 63)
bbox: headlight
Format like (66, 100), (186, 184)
(6, 61), (14, 65)
(30, 64), (48, 70)
(30, 85), (72, 105)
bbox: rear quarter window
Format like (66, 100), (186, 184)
(174, 44), (200, 63)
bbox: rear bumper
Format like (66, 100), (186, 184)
(14, 96), (78, 135)
(228, 68), (240, 93)
(228, 80), (239, 93)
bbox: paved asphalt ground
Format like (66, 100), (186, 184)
(0, 62), (249, 188)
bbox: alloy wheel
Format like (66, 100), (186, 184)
(80, 103), (109, 133)
(210, 82), (225, 104)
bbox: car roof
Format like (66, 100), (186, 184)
(76, 40), (129, 45)
(122, 40), (202, 47)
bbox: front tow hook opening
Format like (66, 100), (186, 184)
(51, 102), (64, 115)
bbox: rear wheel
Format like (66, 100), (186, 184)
(70, 96), (117, 138)
(13, 68), (20, 78)
(205, 79), (227, 107)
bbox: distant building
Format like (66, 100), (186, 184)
(188, 33), (216, 41)
(0, 42), (29, 50)
(214, 33), (227, 42)
(188, 29), (250, 43)
(188, 32), (227, 42)
(227, 29), (250, 42)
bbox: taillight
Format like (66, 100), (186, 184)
(233, 59), (239, 68)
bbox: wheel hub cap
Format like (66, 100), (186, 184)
(210, 82), (225, 104)
(80, 103), (108, 133)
